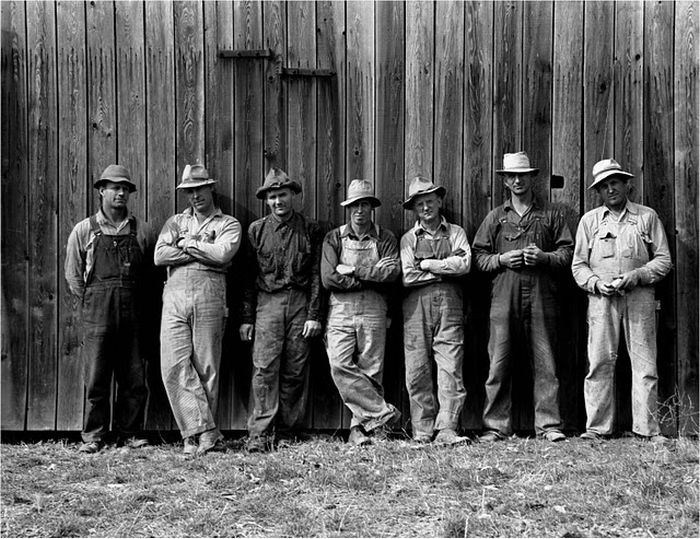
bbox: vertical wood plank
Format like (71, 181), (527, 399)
(552, 0), (586, 433)
(115, 1), (146, 220)
(463, 0), (494, 431)
(434, 0), (465, 226)
(346, 1), (375, 183)
(674, 0), (699, 435)
(644, 0), (677, 435)
(87, 0), (117, 214)
(144, 0), (176, 431)
(56, 0), (87, 431)
(233, 0), (264, 230)
(263, 0), (286, 173)
(493, 1), (522, 206)
(26, 0), (58, 430)
(174, 0), (204, 212)
(522, 0), (553, 200)
(614, 1), (644, 199)
(0, 0), (29, 430)
(286, 1), (317, 219)
(583, 1), (614, 212)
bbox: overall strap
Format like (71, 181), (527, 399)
(89, 215), (102, 236)
(128, 216), (137, 237)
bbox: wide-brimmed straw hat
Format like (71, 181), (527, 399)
(589, 158), (634, 190)
(256, 168), (302, 200)
(176, 164), (217, 190)
(94, 164), (137, 192)
(496, 151), (539, 175)
(403, 176), (446, 209)
(341, 179), (381, 207)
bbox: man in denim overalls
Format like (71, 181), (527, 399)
(572, 159), (672, 443)
(400, 176), (472, 445)
(65, 164), (154, 453)
(321, 180), (401, 446)
(473, 152), (573, 443)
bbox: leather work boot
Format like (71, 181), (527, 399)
(542, 430), (566, 442)
(78, 441), (103, 454)
(348, 426), (371, 447)
(246, 435), (272, 453)
(183, 436), (198, 456)
(370, 408), (401, 441)
(197, 430), (225, 456)
(434, 428), (470, 446)
(479, 430), (505, 443)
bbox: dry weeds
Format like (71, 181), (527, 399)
(1, 434), (698, 537)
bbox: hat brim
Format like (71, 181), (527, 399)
(94, 178), (137, 193)
(176, 178), (217, 190)
(255, 181), (302, 200)
(341, 195), (381, 208)
(496, 168), (540, 175)
(588, 170), (634, 190)
(403, 185), (446, 209)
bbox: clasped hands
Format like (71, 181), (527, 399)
(594, 271), (640, 296)
(499, 245), (547, 269)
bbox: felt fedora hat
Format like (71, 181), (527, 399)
(496, 151), (539, 175)
(94, 164), (137, 192)
(589, 158), (634, 190)
(341, 179), (381, 207)
(176, 164), (217, 190)
(403, 176), (446, 209)
(256, 167), (302, 200)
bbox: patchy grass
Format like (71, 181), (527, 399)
(1, 434), (698, 537)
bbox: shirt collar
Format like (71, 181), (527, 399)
(413, 216), (449, 235)
(184, 206), (223, 219)
(96, 208), (132, 230)
(267, 210), (297, 230)
(341, 222), (378, 240)
(503, 197), (542, 214)
(600, 199), (637, 219)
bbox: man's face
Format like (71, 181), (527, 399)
(266, 187), (293, 218)
(349, 199), (373, 228)
(185, 185), (215, 214)
(503, 173), (534, 196)
(413, 193), (442, 226)
(596, 177), (630, 210)
(99, 181), (130, 210)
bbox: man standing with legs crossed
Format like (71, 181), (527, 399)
(321, 180), (401, 446)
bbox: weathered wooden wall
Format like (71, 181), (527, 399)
(1, 0), (697, 435)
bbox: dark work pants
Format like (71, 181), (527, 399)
(81, 282), (147, 442)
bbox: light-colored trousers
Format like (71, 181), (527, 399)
(160, 267), (227, 438)
(585, 287), (660, 436)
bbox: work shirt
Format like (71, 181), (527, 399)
(571, 200), (672, 294)
(400, 216), (471, 287)
(472, 198), (573, 277)
(65, 209), (155, 297)
(241, 211), (323, 324)
(154, 206), (242, 274)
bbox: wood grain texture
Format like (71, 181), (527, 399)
(614, 1), (644, 199)
(87, 0), (117, 214)
(583, 1), (614, 212)
(522, 0), (553, 201)
(56, 0), (87, 430)
(26, 0), (58, 430)
(674, 0), (699, 435)
(434, 0), (465, 226)
(1, 0), (29, 430)
(115, 1), (146, 220)
(144, 0), (175, 431)
(233, 0), (264, 231)
(286, 1), (317, 220)
(346, 1), (375, 184)
(174, 0), (204, 212)
(493, 0), (522, 206)
(263, 0), (287, 173)
(644, 0), (677, 435)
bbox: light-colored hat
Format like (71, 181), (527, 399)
(176, 164), (217, 190)
(341, 179), (381, 207)
(256, 167), (302, 200)
(94, 164), (136, 192)
(589, 158), (634, 190)
(496, 151), (539, 175)
(403, 176), (446, 209)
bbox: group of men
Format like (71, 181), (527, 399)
(65, 151), (672, 454)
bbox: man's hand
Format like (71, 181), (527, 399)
(302, 320), (322, 339)
(523, 244), (547, 266)
(499, 249), (524, 269)
(336, 264), (355, 276)
(375, 257), (398, 270)
(594, 280), (618, 296)
(239, 323), (254, 342)
(612, 270), (640, 291)
(419, 259), (438, 272)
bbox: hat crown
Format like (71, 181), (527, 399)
(176, 164), (216, 189)
(592, 158), (623, 177)
(265, 167), (290, 187)
(347, 179), (374, 199)
(187, 164), (210, 179)
(501, 152), (532, 171)
(100, 164), (131, 181)
(407, 176), (437, 199)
